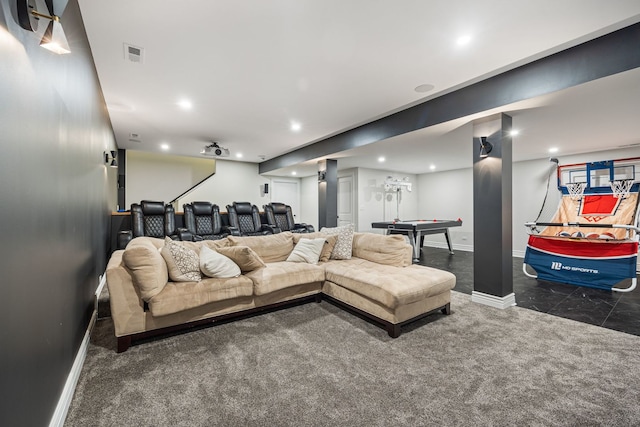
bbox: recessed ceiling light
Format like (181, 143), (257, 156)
(290, 121), (302, 132)
(291, 171), (297, 176)
(177, 99), (192, 110)
(430, 164), (436, 171)
(378, 156), (386, 163)
(456, 35), (472, 46)
(235, 153), (243, 159)
(414, 84), (435, 93)
(549, 147), (559, 153)
(160, 143), (169, 151)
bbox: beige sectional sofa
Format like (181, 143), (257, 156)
(106, 229), (456, 352)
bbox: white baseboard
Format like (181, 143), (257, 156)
(423, 242), (527, 258)
(471, 291), (517, 309)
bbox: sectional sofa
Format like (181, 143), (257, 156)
(106, 227), (456, 352)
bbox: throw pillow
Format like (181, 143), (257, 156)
(286, 238), (326, 264)
(292, 233), (338, 263)
(216, 246), (266, 272)
(160, 237), (202, 282)
(199, 246), (241, 278)
(227, 232), (294, 263)
(122, 237), (169, 301)
(320, 224), (355, 260)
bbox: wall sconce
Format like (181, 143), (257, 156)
(318, 170), (327, 182)
(17, 0), (71, 54)
(104, 150), (118, 168)
(479, 136), (493, 158)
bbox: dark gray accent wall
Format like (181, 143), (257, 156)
(0, 1), (117, 426)
(259, 22), (640, 174)
(318, 159), (338, 228)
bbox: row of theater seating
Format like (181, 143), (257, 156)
(117, 200), (314, 249)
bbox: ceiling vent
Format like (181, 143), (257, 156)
(128, 132), (142, 143)
(124, 43), (144, 64)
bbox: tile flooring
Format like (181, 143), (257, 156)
(419, 246), (640, 337)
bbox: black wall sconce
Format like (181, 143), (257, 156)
(479, 136), (493, 158)
(318, 170), (327, 182)
(17, 0), (70, 54)
(104, 150), (118, 168)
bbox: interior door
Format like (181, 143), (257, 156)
(270, 180), (300, 220)
(338, 175), (354, 226)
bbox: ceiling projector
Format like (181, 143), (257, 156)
(201, 142), (229, 157)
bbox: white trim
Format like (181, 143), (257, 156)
(423, 241), (474, 252)
(49, 308), (98, 427)
(95, 273), (107, 298)
(471, 291), (517, 309)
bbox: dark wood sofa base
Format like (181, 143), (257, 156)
(322, 295), (451, 338)
(117, 294), (322, 353)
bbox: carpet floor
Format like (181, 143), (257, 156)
(65, 291), (640, 426)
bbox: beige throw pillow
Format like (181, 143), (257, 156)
(199, 246), (241, 278)
(292, 233), (338, 262)
(320, 224), (355, 260)
(160, 237), (202, 282)
(227, 232), (294, 263)
(286, 238), (326, 264)
(216, 246), (266, 272)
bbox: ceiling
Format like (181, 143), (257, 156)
(77, 1), (640, 177)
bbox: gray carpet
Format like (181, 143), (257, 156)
(65, 292), (640, 426)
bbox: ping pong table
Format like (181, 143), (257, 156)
(371, 219), (463, 262)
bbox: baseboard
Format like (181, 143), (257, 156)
(423, 241), (474, 252)
(49, 309), (97, 427)
(471, 291), (517, 309)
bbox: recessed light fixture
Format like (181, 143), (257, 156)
(290, 121), (302, 132)
(160, 143), (169, 151)
(430, 164), (436, 171)
(177, 99), (192, 110)
(510, 130), (520, 136)
(378, 156), (386, 163)
(235, 153), (243, 159)
(291, 171), (297, 176)
(456, 35), (472, 46)
(549, 147), (559, 153)
(414, 84), (435, 93)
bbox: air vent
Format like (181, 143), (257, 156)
(128, 132), (142, 143)
(124, 43), (144, 64)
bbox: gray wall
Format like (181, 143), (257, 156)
(0, 1), (117, 425)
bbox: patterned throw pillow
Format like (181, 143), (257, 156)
(160, 237), (202, 282)
(320, 224), (355, 260)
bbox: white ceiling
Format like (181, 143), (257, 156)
(77, 1), (640, 177)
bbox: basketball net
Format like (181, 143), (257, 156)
(566, 182), (586, 201)
(610, 179), (634, 199)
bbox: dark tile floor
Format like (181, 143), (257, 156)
(419, 246), (640, 337)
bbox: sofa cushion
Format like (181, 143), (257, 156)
(199, 246), (241, 278)
(293, 233), (338, 263)
(286, 238), (326, 264)
(216, 246), (266, 272)
(160, 237), (202, 282)
(122, 237), (168, 301)
(148, 275), (254, 316)
(351, 232), (412, 267)
(244, 261), (325, 295)
(324, 258), (456, 309)
(227, 232), (294, 263)
(320, 224), (354, 260)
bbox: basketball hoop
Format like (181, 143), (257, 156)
(566, 182), (586, 201)
(610, 179), (634, 199)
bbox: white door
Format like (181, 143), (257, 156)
(270, 180), (300, 220)
(338, 175), (354, 227)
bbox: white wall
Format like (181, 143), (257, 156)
(418, 168), (473, 250)
(126, 150), (216, 207)
(299, 176), (319, 230)
(356, 168), (419, 232)
(177, 159), (270, 210)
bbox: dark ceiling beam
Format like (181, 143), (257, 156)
(260, 22), (640, 174)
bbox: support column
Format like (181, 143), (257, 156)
(318, 159), (337, 229)
(472, 113), (515, 309)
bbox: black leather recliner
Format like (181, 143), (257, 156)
(264, 202), (314, 233)
(226, 202), (278, 236)
(183, 202), (238, 240)
(117, 200), (191, 249)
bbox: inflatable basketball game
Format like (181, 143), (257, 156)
(523, 157), (640, 292)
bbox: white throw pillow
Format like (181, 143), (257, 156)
(320, 224), (355, 260)
(286, 238), (326, 264)
(199, 246), (241, 278)
(160, 237), (202, 282)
